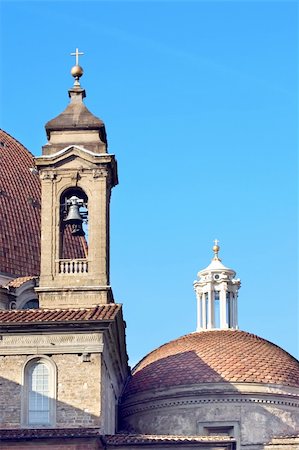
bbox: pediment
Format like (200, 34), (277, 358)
(36, 145), (113, 169)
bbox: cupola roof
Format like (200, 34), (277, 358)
(123, 330), (299, 398)
(198, 240), (235, 276)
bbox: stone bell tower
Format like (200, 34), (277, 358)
(35, 50), (117, 308)
(194, 241), (241, 331)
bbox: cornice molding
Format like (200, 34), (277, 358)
(0, 332), (103, 356)
(121, 393), (299, 418)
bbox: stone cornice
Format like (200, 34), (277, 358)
(121, 392), (299, 418)
(35, 285), (113, 293)
(0, 320), (112, 333)
(0, 332), (103, 356)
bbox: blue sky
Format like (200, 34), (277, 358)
(0, 0), (298, 363)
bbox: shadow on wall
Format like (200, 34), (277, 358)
(0, 375), (101, 430)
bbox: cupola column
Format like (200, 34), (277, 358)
(194, 241), (241, 331)
(207, 287), (213, 329)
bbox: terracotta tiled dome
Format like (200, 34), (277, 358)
(123, 330), (299, 397)
(0, 130), (41, 277)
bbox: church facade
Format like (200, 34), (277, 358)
(0, 57), (298, 450)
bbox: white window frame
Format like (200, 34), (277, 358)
(21, 356), (57, 427)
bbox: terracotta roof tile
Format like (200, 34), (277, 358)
(0, 428), (101, 441)
(0, 430), (234, 445)
(0, 130), (41, 277)
(123, 330), (299, 396)
(105, 434), (234, 445)
(0, 304), (121, 324)
(5, 275), (38, 289)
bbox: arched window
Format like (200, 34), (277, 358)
(22, 357), (56, 426)
(22, 299), (39, 309)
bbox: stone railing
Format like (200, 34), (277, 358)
(57, 259), (88, 274)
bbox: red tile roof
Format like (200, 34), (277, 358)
(123, 330), (299, 396)
(0, 304), (121, 324)
(0, 430), (234, 446)
(5, 275), (38, 289)
(0, 428), (101, 441)
(0, 129), (41, 277)
(105, 434), (234, 445)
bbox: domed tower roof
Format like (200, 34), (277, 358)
(45, 92), (105, 138)
(123, 330), (299, 398)
(43, 50), (107, 156)
(0, 129), (41, 277)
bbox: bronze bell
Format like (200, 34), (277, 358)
(64, 199), (85, 236)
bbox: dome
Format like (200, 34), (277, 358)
(123, 330), (299, 398)
(0, 129), (41, 277)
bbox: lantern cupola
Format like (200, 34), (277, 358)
(193, 241), (241, 331)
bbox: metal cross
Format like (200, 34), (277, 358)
(214, 238), (219, 246)
(71, 48), (84, 66)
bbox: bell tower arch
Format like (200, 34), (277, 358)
(35, 58), (118, 308)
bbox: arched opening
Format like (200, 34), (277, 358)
(22, 357), (56, 426)
(214, 291), (220, 328)
(60, 187), (88, 260)
(22, 299), (39, 309)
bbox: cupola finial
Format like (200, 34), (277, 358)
(70, 48), (84, 86)
(212, 238), (221, 261)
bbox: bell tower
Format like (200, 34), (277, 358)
(35, 50), (118, 308)
(193, 241), (241, 331)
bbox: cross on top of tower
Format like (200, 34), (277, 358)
(71, 48), (84, 66)
(70, 48), (84, 86)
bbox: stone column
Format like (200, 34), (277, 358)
(202, 292), (207, 329)
(220, 283), (228, 329)
(196, 291), (202, 331)
(207, 287), (213, 329)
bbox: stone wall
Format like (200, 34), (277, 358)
(121, 383), (299, 449)
(0, 355), (23, 427)
(54, 353), (101, 428)
(0, 352), (102, 429)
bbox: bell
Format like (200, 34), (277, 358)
(64, 203), (84, 236)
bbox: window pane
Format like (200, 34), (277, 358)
(28, 362), (50, 425)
